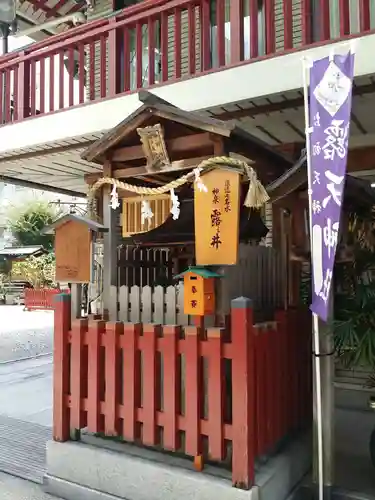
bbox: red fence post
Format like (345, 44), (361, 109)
(87, 319), (106, 434)
(104, 322), (122, 436)
(230, 0), (244, 64)
(53, 293), (71, 441)
(70, 318), (88, 432)
(206, 327), (224, 461)
(231, 297), (255, 489)
(162, 325), (180, 451)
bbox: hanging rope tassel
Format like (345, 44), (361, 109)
(243, 163), (270, 209)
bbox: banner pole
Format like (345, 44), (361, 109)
(302, 57), (324, 500)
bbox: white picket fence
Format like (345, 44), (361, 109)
(114, 283), (192, 325)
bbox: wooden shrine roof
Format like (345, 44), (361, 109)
(267, 155), (375, 211)
(43, 213), (107, 234)
(82, 91), (292, 185)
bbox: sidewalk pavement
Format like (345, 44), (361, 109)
(0, 471), (62, 500)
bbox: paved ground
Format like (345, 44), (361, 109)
(0, 472), (62, 500)
(0, 306), (53, 363)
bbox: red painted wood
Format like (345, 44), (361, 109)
(78, 44), (85, 104)
(104, 322), (122, 436)
(16, 57), (30, 120)
(359, 0), (371, 31)
(5, 70), (11, 123)
(256, 328), (267, 455)
(162, 326), (179, 451)
(200, 0), (211, 71)
(147, 17), (155, 86)
(230, 0), (244, 64)
(283, 0), (293, 49)
(53, 293), (71, 441)
(142, 324), (158, 446)
(173, 8), (182, 78)
(264, 0), (275, 54)
(123, 29), (131, 92)
(320, 0), (331, 40)
(89, 41), (95, 101)
(249, 0), (259, 58)
(184, 326), (201, 457)
(122, 323), (140, 441)
(216, 0), (226, 67)
(100, 36), (107, 98)
(39, 58), (45, 114)
(58, 52), (64, 109)
(231, 298), (255, 489)
(0, 72), (3, 122)
(49, 55), (54, 112)
(135, 23), (143, 89)
(188, 4), (196, 75)
(87, 320), (105, 433)
(301, 0), (312, 45)
(70, 318), (88, 430)
(206, 328), (224, 461)
(160, 11), (169, 82)
(339, 0), (350, 36)
(13, 66), (18, 121)
(68, 48), (74, 107)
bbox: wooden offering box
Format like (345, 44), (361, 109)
(175, 266), (221, 316)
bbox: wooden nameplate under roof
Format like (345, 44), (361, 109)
(44, 213), (107, 283)
(82, 91), (293, 189)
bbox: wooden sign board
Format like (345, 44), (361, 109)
(55, 220), (92, 283)
(194, 169), (240, 266)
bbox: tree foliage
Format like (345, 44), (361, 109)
(10, 253), (56, 288)
(7, 201), (58, 250)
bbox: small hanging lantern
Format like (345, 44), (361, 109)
(170, 188), (180, 220)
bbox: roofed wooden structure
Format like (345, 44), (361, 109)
(82, 90), (293, 188)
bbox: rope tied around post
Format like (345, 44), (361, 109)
(87, 156), (270, 219)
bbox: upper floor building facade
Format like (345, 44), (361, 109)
(0, 0), (374, 197)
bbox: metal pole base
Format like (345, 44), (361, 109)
(311, 483), (333, 500)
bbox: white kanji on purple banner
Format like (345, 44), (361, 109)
(308, 52), (355, 321)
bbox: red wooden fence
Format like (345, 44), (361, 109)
(24, 288), (63, 311)
(53, 293), (311, 490)
(0, 0), (372, 124)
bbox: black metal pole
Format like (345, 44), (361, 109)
(0, 22), (9, 124)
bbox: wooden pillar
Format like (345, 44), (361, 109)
(231, 297), (255, 489)
(53, 293), (71, 442)
(71, 283), (82, 319)
(102, 159), (119, 320)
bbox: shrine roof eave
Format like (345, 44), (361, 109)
(43, 213), (108, 234)
(267, 155), (375, 211)
(81, 91), (293, 177)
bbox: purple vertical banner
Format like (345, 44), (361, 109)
(308, 51), (355, 321)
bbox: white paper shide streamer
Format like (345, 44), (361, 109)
(109, 184), (120, 210)
(170, 188), (180, 220)
(194, 168), (208, 193)
(141, 200), (154, 227)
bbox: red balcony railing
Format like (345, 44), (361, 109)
(0, 0), (373, 125)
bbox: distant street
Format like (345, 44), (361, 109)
(0, 306), (53, 363)
(0, 306), (53, 426)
